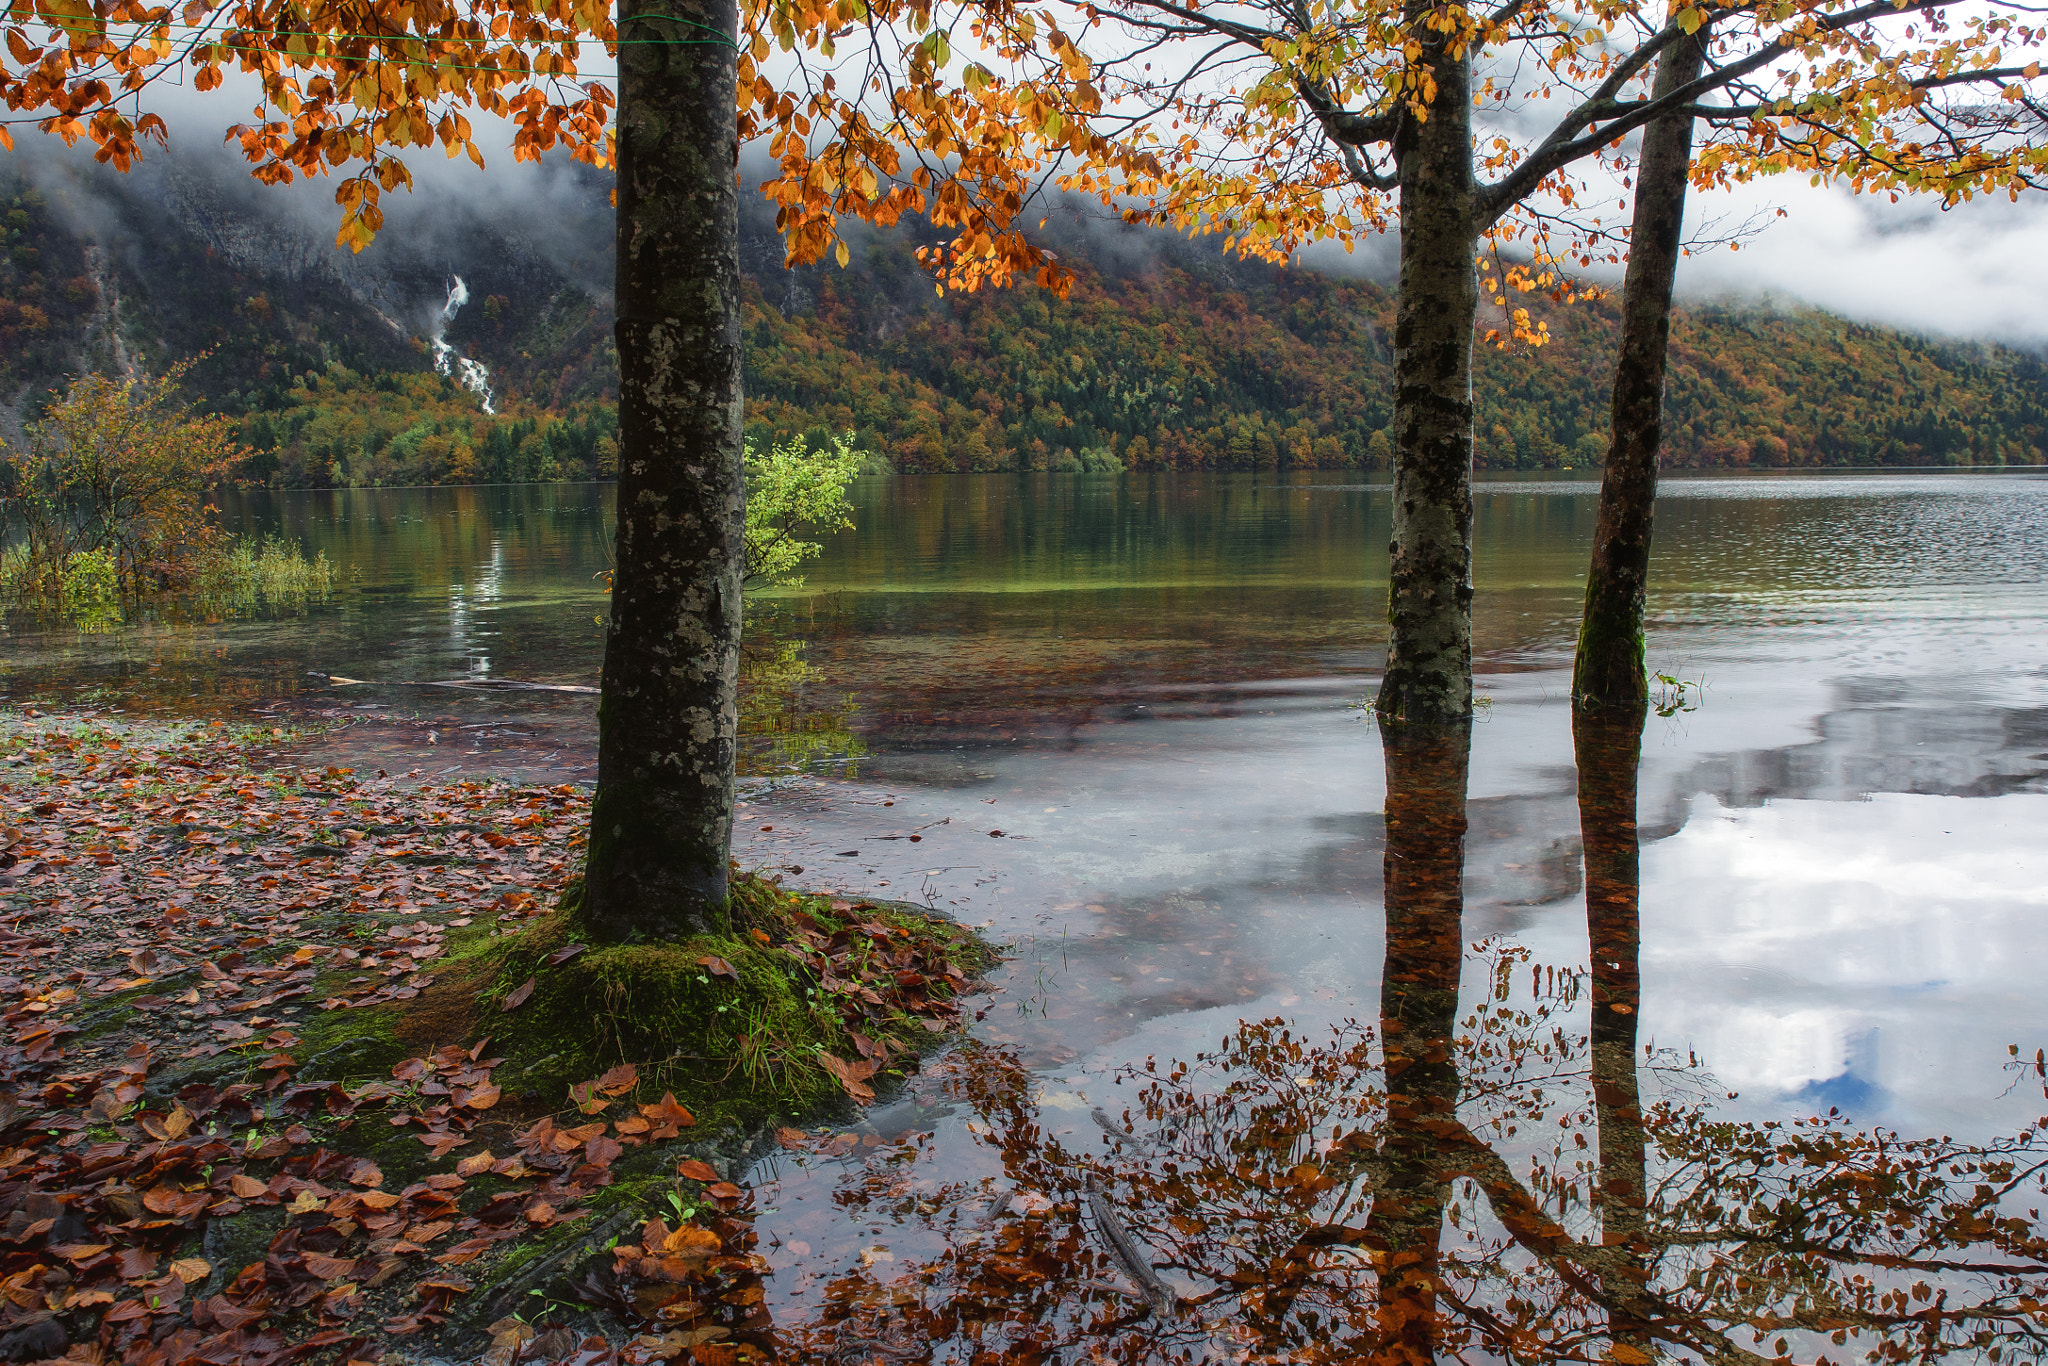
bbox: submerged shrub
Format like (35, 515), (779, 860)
(0, 364), (241, 602)
(191, 536), (335, 614)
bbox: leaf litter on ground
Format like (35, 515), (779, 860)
(0, 709), (985, 1365)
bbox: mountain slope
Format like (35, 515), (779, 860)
(3, 152), (2043, 478)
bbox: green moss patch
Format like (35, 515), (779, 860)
(367, 868), (998, 1132)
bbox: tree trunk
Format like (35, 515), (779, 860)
(581, 0), (745, 942)
(1380, 24), (1478, 726)
(1573, 30), (1706, 709)
(1574, 700), (1651, 1356)
(1369, 719), (1471, 1362)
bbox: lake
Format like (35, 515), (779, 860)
(6, 469), (2047, 1358)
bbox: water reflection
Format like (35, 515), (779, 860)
(750, 708), (2048, 1364)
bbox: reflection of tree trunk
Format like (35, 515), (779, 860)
(1371, 720), (1472, 1364)
(1575, 701), (1650, 1356)
(1572, 28), (1706, 709)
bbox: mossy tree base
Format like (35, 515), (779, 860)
(390, 866), (994, 1133)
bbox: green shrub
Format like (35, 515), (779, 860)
(192, 535), (335, 613)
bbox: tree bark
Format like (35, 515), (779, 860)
(1369, 718), (1471, 1363)
(1573, 30), (1706, 709)
(581, 0), (745, 941)
(1380, 22), (1478, 726)
(1573, 700), (1651, 1357)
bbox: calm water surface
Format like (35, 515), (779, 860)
(6, 470), (2048, 1357)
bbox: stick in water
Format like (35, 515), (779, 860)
(1084, 1175), (1177, 1317)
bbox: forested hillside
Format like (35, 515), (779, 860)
(742, 232), (2048, 472)
(4, 158), (2044, 482)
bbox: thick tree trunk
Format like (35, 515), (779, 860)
(1368, 719), (1471, 1362)
(581, 0), (745, 941)
(1574, 700), (1651, 1355)
(1380, 25), (1478, 725)
(1573, 31), (1706, 709)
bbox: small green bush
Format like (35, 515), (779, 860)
(192, 535), (335, 613)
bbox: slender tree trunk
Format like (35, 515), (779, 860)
(1380, 22), (1477, 725)
(1574, 30), (1706, 709)
(1574, 700), (1652, 1355)
(1368, 719), (1471, 1362)
(581, 0), (745, 941)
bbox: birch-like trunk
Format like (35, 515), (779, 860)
(1380, 22), (1478, 725)
(1574, 31), (1707, 708)
(582, 0), (745, 941)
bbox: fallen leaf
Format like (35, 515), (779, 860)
(53, 1244), (111, 1262)
(663, 1226), (721, 1257)
(818, 1053), (877, 1103)
(169, 1257), (211, 1284)
(677, 1160), (720, 1183)
(697, 955), (738, 980)
(458, 1082), (502, 1110)
(501, 977), (535, 1011)
(544, 943), (586, 967)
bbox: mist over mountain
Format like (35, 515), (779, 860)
(3, 147), (2045, 476)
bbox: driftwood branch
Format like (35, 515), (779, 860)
(307, 671), (598, 695)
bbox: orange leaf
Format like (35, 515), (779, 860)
(818, 1053), (877, 1103)
(663, 1225), (721, 1257)
(676, 1159), (720, 1183)
(640, 1093), (696, 1129)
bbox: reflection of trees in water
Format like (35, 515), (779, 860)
(775, 709), (2048, 1365)
(739, 610), (869, 779)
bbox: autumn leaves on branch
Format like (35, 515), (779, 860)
(3, 0), (2036, 270)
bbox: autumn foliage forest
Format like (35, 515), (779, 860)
(5, 170), (2047, 485)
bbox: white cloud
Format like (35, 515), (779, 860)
(1674, 178), (2048, 346)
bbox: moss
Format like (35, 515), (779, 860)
(473, 910), (847, 1127)
(295, 1000), (412, 1084)
(277, 866), (989, 1160)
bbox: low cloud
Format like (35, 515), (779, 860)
(1675, 179), (2048, 347)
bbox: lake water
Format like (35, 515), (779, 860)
(6, 470), (2048, 1359)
